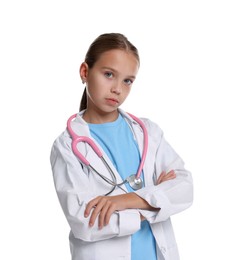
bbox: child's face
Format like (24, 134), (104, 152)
(81, 49), (139, 118)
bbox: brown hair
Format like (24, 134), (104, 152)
(79, 33), (140, 111)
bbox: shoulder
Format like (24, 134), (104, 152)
(51, 129), (72, 158)
(129, 114), (164, 139)
(52, 113), (88, 151)
(119, 109), (164, 140)
(140, 117), (162, 133)
(140, 117), (164, 142)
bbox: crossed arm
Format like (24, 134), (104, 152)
(84, 170), (176, 229)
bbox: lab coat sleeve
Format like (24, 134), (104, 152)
(50, 134), (141, 242)
(135, 120), (193, 223)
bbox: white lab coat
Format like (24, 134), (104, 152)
(50, 109), (193, 260)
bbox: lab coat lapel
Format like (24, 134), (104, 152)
(123, 112), (154, 187)
(85, 143), (128, 196)
(70, 114), (127, 195)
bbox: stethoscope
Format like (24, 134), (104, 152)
(67, 113), (148, 195)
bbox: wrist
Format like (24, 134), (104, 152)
(121, 193), (151, 210)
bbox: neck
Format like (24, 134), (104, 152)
(83, 109), (119, 124)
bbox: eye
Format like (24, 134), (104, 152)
(124, 79), (133, 86)
(104, 72), (113, 78)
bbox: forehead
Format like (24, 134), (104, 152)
(94, 49), (139, 75)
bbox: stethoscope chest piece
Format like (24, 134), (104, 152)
(127, 174), (143, 190)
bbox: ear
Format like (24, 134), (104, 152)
(79, 62), (89, 84)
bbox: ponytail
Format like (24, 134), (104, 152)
(79, 88), (87, 111)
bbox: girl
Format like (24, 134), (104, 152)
(50, 33), (193, 260)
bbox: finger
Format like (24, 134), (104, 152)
(166, 170), (176, 179)
(156, 170), (177, 185)
(167, 170), (175, 176)
(156, 171), (166, 185)
(163, 176), (175, 182)
(104, 202), (117, 226)
(84, 196), (101, 218)
(98, 200), (112, 229)
(161, 171), (176, 182)
(88, 197), (107, 227)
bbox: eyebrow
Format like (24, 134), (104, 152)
(101, 66), (136, 79)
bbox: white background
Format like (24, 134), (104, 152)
(0, 0), (227, 259)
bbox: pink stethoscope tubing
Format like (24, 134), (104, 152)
(67, 113), (148, 192)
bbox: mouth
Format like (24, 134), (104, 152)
(105, 98), (119, 105)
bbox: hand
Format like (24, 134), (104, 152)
(84, 192), (153, 229)
(84, 195), (124, 230)
(84, 170), (176, 229)
(139, 170), (176, 221)
(156, 170), (176, 185)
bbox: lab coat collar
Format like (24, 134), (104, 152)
(70, 108), (141, 131)
(70, 108), (144, 162)
(118, 108), (140, 125)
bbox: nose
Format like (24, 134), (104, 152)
(111, 81), (122, 95)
